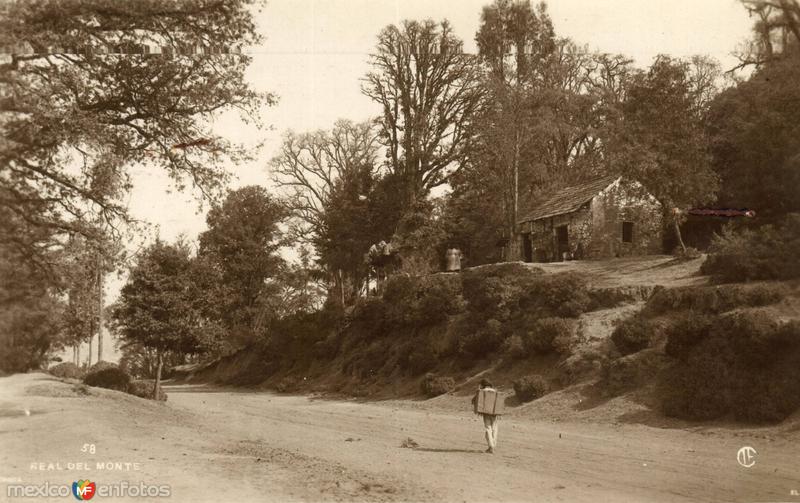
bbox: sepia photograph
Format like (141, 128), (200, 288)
(1, 0), (799, 501)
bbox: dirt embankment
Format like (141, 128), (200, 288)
(176, 256), (706, 396)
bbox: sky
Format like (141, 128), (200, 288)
(127, 0), (755, 246)
(85, 0), (755, 362)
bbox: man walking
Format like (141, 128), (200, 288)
(472, 378), (500, 454)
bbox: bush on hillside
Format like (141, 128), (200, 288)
(611, 316), (657, 355)
(127, 380), (168, 401)
(660, 313), (800, 423)
(88, 360), (118, 374)
(461, 264), (544, 321)
(664, 313), (714, 361)
(404, 340), (439, 376)
(83, 366), (131, 392)
(603, 350), (670, 396)
(501, 334), (527, 360)
(513, 374), (548, 402)
(456, 318), (505, 359)
(646, 283), (788, 315)
(381, 274), (464, 328)
(420, 373), (455, 397)
(521, 317), (573, 355)
(527, 273), (592, 318)
(350, 297), (388, 338)
(701, 214), (800, 283)
(587, 288), (637, 310)
(49, 362), (83, 379)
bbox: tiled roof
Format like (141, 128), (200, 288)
(518, 176), (620, 224)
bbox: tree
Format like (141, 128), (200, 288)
(706, 51), (800, 220)
(736, 0), (800, 66)
(270, 120), (380, 242)
(363, 19), (484, 207)
(271, 120), (399, 305)
(111, 240), (209, 398)
(198, 186), (287, 344)
(0, 215), (67, 372)
(609, 56), (720, 252)
(474, 0), (556, 260)
(0, 0), (271, 269)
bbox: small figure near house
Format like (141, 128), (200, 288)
(445, 248), (463, 272)
(471, 378), (504, 454)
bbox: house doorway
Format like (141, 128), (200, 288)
(556, 225), (569, 261)
(522, 234), (533, 263)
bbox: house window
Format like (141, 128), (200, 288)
(622, 221), (634, 243)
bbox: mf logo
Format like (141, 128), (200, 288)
(737, 446), (757, 468)
(72, 480), (96, 500)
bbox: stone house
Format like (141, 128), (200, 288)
(517, 176), (663, 262)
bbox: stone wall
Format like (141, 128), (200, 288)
(519, 179), (663, 261)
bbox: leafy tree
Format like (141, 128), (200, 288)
(707, 52), (799, 220)
(111, 240), (210, 398)
(0, 0), (271, 267)
(271, 120), (401, 305)
(198, 186), (287, 343)
(474, 0), (556, 260)
(270, 120), (380, 244)
(0, 217), (68, 372)
(609, 56), (720, 252)
(363, 19), (484, 207)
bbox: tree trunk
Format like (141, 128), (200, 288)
(97, 264), (104, 362)
(673, 215), (687, 254)
(87, 334), (93, 367)
(338, 269), (345, 307)
(76, 344), (81, 368)
(510, 129), (521, 261)
(153, 350), (163, 400)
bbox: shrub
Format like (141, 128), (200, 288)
(524, 273), (592, 318)
(501, 334), (527, 360)
(660, 314), (800, 423)
(83, 367), (131, 392)
(49, 362), (82, 379)
(461, 264), (544, 320)
(646, 284), (788, 316)
(405, 341), (439, 376)
(380, 274), (464, 328)
(350, 297), (388, 338)
(701, 214), (800, 283)
(611, 316), (656, 355)
(661, 349), (732, 421)
(127, 380), (168, 401)
(513, 374), (548, 402)
(457, 318), (505, 358)
(521, 317), (573, 355)
(420, 373), (455, 397)
(587, 288), (637, 310)
(88, 360), (118, 374)
(604, 350), (670, 396)
(664, 313), (714, 361)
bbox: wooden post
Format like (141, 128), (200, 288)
(153, 349), (163, 400)
(97, 261), (104, 362)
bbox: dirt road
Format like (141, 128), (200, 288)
(1, 373), (798, 502)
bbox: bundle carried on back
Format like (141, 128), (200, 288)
(474, 388), (505, 415)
